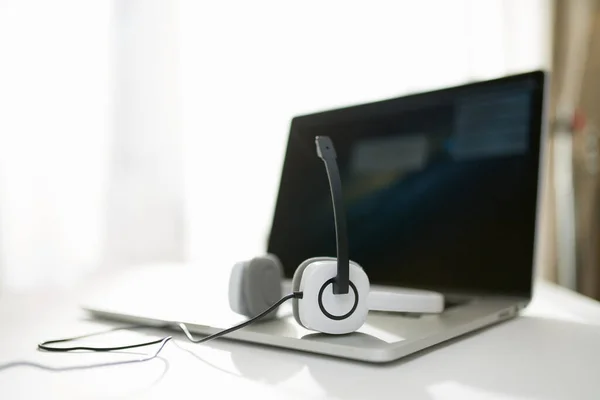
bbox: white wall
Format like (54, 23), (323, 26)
(178, 0), (553, 271)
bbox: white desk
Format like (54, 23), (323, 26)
(1, 278), (599, 400)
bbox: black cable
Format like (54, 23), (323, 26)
(38, 325), (172, 352)
(3, 336), (172, 372)
(36, 292), (302, 355)
(178, 292), (301, 343)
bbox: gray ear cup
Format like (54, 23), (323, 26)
(292, 257), (335, 328)
(242, 255), (284, 318)
(229, 261), (252, 316)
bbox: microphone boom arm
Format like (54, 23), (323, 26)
(315, 136), (350, 295)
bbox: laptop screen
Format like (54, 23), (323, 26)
(267, 71), (546, 297)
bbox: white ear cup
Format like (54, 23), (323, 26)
(295, 259), (369, 334)
(291, 257), (333, 329)
(228, 255), (283, 319)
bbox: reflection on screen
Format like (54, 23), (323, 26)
(268, 73), (543, 296)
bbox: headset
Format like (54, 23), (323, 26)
(37, 135), (443, 356)
(228, 136), (444, 335)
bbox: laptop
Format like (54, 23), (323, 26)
(83, 70), (548, 363)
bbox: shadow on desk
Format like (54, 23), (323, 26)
(180, 316), (600, 400)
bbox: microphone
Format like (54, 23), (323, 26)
(315, 136), (350, 295)
(314, 136), (445, 314)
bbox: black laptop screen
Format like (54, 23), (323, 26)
(267, 71), (545, 296)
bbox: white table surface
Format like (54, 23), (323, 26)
(1, 276), (600, 400)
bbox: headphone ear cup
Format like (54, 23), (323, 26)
(242, 255), (283, 318)
(292, 257), (335, 329)
(229, 261), (252, 316)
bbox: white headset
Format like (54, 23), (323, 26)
(228, 136), (444, 335)
(37, 135), (445, 360)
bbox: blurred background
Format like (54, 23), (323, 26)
(0, 0), (598, 300)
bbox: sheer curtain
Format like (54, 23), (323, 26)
(179, 0), (553, 274)
(0, 1), (112, 288)
(0, 0), (553, 290)
(0, 0), (183, 289)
